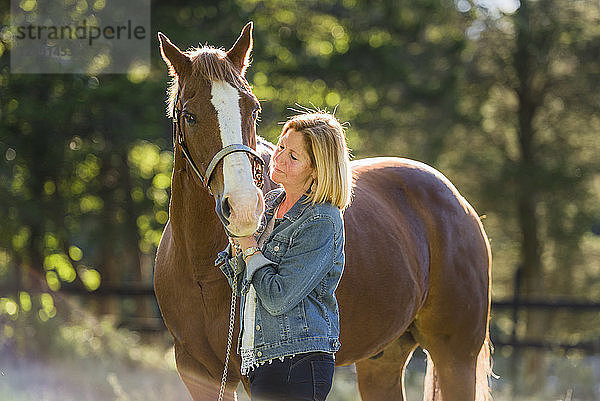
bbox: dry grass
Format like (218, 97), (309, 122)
(1, 309), (598, 400)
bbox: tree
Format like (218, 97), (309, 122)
(447, 0), (600, 394)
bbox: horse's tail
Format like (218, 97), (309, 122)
(423, 335), (493, 401)
(476, 334), (493, 401)
(423, 349), (441, 400)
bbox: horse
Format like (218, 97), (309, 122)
(155, 22), (492, 401)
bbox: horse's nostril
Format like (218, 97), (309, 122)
(221, 197), (231, 219)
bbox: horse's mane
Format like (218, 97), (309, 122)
(166, 46), (254, 117)
(256, 136), (279, 193)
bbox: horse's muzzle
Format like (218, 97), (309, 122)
(215, 188), (264, 238)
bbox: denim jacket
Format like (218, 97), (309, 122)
(215, 187), (344, 365)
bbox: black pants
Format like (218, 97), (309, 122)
(248, 352), (335, 401)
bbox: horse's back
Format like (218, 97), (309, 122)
(347, 156), (489, 279)
(336, 157), (490, 364)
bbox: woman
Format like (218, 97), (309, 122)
(217, 111), (352, 400)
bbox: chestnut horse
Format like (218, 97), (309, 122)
(155, 23), (492, 401)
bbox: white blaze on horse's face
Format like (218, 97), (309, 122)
(210, 80), (264, 236)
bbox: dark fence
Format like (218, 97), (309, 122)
(492, 299), (600, 353)
(2, 283), (600, 352)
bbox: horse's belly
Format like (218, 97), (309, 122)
(335, 255), (427, 364)
(334, 159), (433, 363)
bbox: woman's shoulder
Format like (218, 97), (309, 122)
(305, 201), (343, 226)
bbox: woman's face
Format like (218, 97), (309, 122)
(270, 129), (315, 194)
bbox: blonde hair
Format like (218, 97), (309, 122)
(282, 112), (353, 210)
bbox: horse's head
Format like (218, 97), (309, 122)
(158, 23), (264, 238)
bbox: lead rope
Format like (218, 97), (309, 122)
(218, 239), (241, 401)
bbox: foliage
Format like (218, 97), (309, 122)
(439, 0), (600, 391)
(0, 0), (478, 325)
(0, 0), (599, 397)
(449, 0), (600, 297)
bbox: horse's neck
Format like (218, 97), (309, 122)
(169, 159), (228, 283)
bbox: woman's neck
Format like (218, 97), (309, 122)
(277, 186), (305, 218)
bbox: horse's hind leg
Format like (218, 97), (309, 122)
(355, 332), (418, 401)
(423, 345), (477, 401)
(414, 324), (490, 401)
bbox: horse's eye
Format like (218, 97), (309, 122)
(184, 113), (196, 125)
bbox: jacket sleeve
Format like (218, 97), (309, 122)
(248, 216), (336, 316)
(215, 243), (245, 296)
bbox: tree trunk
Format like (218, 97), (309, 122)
(514, 0), (547, 392)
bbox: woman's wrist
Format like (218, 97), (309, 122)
(242, 246), (261, 261)
(236, 235), (258, 250)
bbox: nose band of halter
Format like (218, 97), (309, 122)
(204, 144), (264, 188)
(178, 138), (264, 190)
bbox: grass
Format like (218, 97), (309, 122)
(1, 353), (189, 401)
(2, 342), (599, 400)
(1, 305), (599, 400)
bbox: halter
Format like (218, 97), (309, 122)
(172, 89), (264, 194)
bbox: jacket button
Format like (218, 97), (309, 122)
(256, 351), (262, 357)
(256, 324), (261, 331)
(273, 245), (280, 252)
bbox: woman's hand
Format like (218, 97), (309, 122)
(235, 235), (258, 250)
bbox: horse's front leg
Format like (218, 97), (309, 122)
(174, 340), (239, 401)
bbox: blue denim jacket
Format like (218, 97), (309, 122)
(215, 188), (344, 365)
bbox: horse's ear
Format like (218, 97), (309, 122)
(158, 32), (191, 77)
(226, 22), (253, 76)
